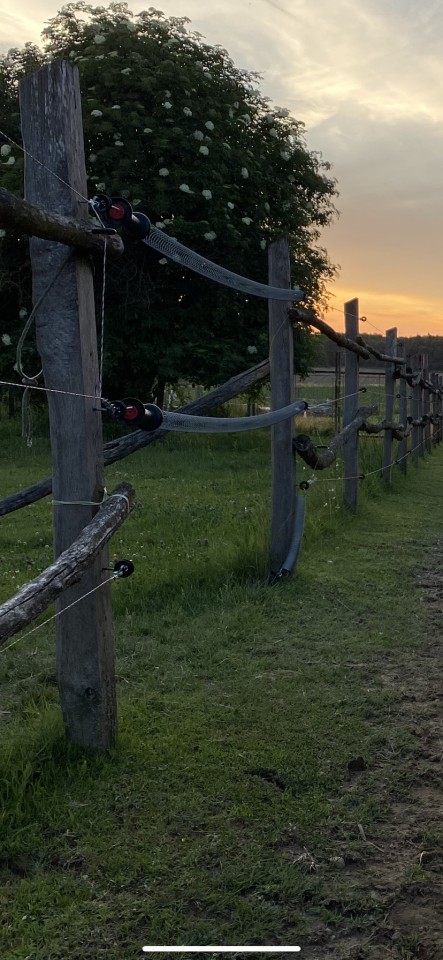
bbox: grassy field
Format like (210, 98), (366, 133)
(1, 409), (442, 959)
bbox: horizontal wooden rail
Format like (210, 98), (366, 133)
(0, 186), (123, 257)
(293, 405), (377, 469)
(290, 308), (406, 365)
(0, 482), (134, 643)
(0, 358), (271, 516)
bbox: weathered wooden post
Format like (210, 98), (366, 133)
(20, 62), (116, 750)
(397, 342), (408, 473)
(382, 327), (397, 483)
(268, 238), (295, 573)
(411, 354), (421, 467)
(418, 354), (426, 459)
(423, 357), (432, 454)
(438, 376), (443, 444)
(343, 298), (359, 511)
(334, 351), (342, 434)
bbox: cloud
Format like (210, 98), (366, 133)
(0, 0), (441, 332)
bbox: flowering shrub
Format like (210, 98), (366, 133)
(0, 2), (337, 397)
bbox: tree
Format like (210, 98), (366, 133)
(0, 2), (338, 402)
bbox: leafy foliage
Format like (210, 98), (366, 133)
(0, 2), (338, 399)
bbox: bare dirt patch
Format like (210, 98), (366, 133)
(299, 548), (443, 959)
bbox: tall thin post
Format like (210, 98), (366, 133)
(397, 342), (408, 473)
(423, 357), (432, 454)
(438, 376), (443, 444)
(20, 62), (116, 750)
(268, 238), (295, 573)
(343, 299), (359, 512)
(382, 327), (397, 483)
(411, 354), (420, 466)
(419, 354), (425, 459)
(334, 352), (342, 434)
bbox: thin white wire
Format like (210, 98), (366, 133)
(0, 379), (104, 403)
(0, 130), (110, 235)
(306, 438), (426, 483)
(0, 129), (99, 214)
(0, 574), (118, 656)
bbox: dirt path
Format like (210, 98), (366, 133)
(302, 545), (443, 960)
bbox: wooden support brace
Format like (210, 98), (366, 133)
(0, 483), (135, 644)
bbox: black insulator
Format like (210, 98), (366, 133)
(123, 211), (152, 240)
(292, 434), (312, 453)
(299, 480), (310, 490)
(119, 397), (163, 432)
(407, 416), (413, 424)
(359, 386), (367, 393)
(91, 195), (151, 240)
(114, 559), (135, 578)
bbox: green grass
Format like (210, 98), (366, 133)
(0, 414), (442, 958)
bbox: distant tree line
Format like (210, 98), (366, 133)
(313, 333), (443, 371)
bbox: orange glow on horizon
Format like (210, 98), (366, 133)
(322, 286), (443, 338)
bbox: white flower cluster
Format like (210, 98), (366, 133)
(199, 146), (209, 156)
(159, 167), (169, 176)
(1, 333), (11, 345)
(91, 109), (103, 117)
(179, 183), (193, 193)
(202, 189), (212, 199)
(204, 231), (217, 241)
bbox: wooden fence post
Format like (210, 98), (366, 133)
(411, 355), (421, 467)
(20, 62), (116, 751)
(268, 238), (295, 573)
(334, 351), (342, 434)
(382, 327), (397, 483)
(343, 299), (359, 511)
(423, 358), (432, 454)
(438, 376), (443, 444)
(418, 354), (426, 459)
(397, 341), (408, 473)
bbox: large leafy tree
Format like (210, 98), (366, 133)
(0, 2), (337, 401)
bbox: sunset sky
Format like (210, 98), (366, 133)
(0, 0), (442, 335)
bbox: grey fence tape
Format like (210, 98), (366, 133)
(162, 399), (307, 433)
(144, 229), (305, 302)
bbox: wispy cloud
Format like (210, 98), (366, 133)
(0, 0), (441, 333)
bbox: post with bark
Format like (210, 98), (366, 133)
(438, 376), (443, 444)
(343, 299), (360, 511)
(418, 354), (426, 459)
(411, 354), (421, 466)
(382, 327), (397, 483)
(334, 351), (342, 434)
(431, 373), (438, 447)
(268, 238), (295, 574)
(423, 357), (432, 454)
(397, 341), (408, 473)
(20, 62), (117, 751)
